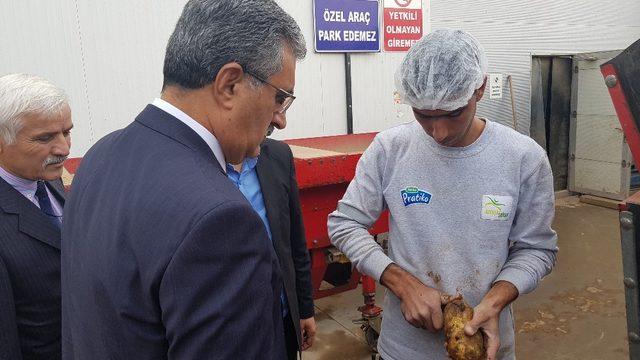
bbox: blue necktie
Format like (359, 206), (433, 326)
(35, 181), (61, 229)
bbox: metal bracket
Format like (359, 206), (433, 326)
(620, 211), (640, 358)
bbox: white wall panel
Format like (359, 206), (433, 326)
(351, 52), (409, 134)
(350, 0), (430, 133)
(569, 54), (630, 200)
(0, 0), (350, 155)
(272, 1), (348, 140)
(1, 0), (639, 157)
(0, 0), (91, 155)
(431, 0), (640, 133)
(73, 0), (186, 153)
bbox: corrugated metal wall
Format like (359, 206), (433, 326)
(0, 0), (187, 156)
(1, 0), (639, 157)
(0, 0), (431, 156)
(430, 0), (640, 133)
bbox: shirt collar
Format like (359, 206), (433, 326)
(0, 166), (37, 193)
(226, 156), (259, 175)
(151, 98), (227, 173)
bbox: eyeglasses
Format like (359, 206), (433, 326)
(245, 70), (296, 114)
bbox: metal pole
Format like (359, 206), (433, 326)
(345, 53), (353, 134)
(507, 75), (517, 131)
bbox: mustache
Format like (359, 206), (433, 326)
(43, 155), (67, 167)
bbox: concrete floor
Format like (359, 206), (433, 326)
(303, 197), (630, 360)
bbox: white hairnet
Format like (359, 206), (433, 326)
(395, 28), (488, 111)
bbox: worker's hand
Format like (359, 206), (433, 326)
(464, 302), (501, 360)
(464, 281), (519, 360)
(380, 264), (443, 331)
(399, 280), (443, 331)
(300, 317), (317, 351)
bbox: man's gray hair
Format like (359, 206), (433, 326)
(163, 0), (306, 89)
(0, 73), (68, 144)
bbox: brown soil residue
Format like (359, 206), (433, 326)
(428, 271), (442, 284)
(517, 280), (624, 336)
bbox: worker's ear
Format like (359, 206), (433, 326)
(474, 76), (487, 102)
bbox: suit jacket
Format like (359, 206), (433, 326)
(0, 177), (65, 360)
(256, 139), (314, 350)
(61, 105), (285, 359)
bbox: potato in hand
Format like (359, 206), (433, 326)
(443, 298), (486, 360)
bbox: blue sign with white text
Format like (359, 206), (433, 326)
(313, 0), (380, 53)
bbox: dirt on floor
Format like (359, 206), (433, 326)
(514, 198), (628, 359)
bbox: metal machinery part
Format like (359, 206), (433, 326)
(355, 273), (384, 352)
(604, 38), (640, 359)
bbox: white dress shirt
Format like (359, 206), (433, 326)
(151, 98), (227, 173)
(0, 166), (64, 218)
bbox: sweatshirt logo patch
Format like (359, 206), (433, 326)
(481, 195), (512, 220)
(401, 187), (432, 206)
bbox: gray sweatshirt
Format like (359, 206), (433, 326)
(328, 119), (558, 360)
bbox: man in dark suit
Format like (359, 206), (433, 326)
(227, 137), (316, 360)
(61, 1), (307, 359)
(0, 73), (72, 359)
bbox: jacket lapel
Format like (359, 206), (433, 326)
(0, 177), (61, 250)
(256, 146), (284, 250)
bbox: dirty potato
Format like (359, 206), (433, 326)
(443, 299), (486, 360)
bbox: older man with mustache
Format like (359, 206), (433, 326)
(0, 73), (72, 360)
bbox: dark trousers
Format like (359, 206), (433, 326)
(284, 312), (298, 360)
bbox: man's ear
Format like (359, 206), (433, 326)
(475, 76), (488, 102)
(213, 62), (246, 110)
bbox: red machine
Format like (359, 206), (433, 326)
(603, 38), (640, 359)
(62, 132), (388, 349)
(285, 133), (387, 348)
(285, 133), (387, 297)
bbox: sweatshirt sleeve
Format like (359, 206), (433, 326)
(494, 155), (558, 295)
(327, 137), (394, 282)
